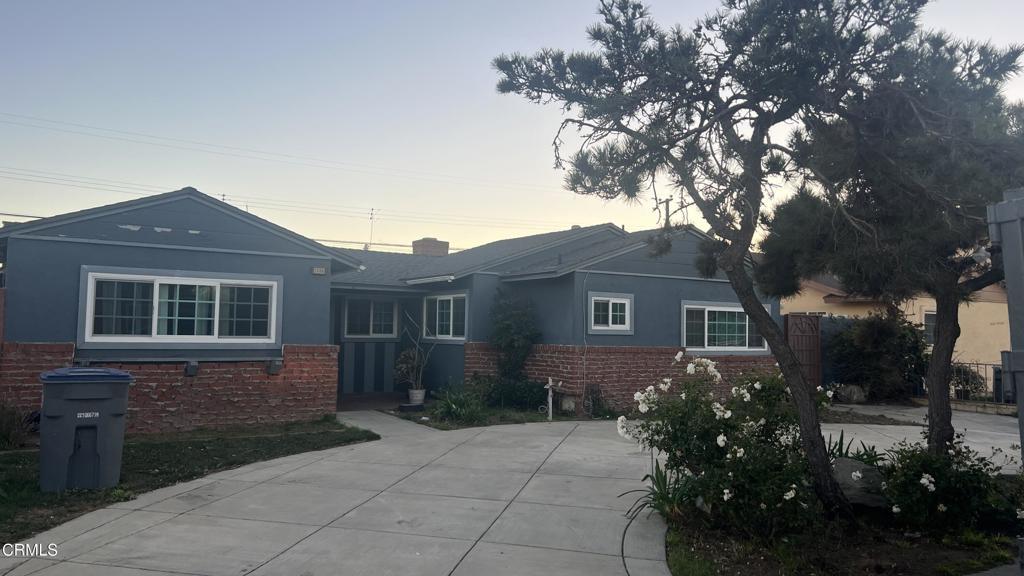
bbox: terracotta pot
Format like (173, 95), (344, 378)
(408, 389), (426, 405)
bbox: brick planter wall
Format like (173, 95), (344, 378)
(464, 342), (777, 412)
(0, 343), (338, 434)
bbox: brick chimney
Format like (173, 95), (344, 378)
(412, 237), (449, 256)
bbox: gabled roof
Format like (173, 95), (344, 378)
(0, 187), (362, 269)
(330, 223), (628, 288)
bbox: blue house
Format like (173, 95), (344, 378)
(0, 188), (778, 429)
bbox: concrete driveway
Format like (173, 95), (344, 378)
(823, 405), (1021, 469)
(1, 413), (668, 576)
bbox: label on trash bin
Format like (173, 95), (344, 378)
(76, 411), (100, 419)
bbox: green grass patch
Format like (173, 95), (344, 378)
(0, 415), (378, 543)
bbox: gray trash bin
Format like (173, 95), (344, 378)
(39, 367), (133, 492)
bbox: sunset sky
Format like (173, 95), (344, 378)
(1, 0), (1021, 252)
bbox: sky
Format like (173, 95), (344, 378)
(1, 0), (1021, 253)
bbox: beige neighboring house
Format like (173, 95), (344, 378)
(782, 275), (1010, 365)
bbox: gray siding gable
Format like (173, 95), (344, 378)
(2, 189), (360, 268)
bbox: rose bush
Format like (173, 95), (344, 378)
(620, 355), (821, 540)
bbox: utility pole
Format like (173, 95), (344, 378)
(660, 197), (673, 228)
(364, 208), (376, 251)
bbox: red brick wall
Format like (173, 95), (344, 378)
(0, 342), (76, 412)
(0, 343), (338, 434)
(464, 342), (777, 412)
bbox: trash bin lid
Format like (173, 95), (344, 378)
(39, 367), (133, 382)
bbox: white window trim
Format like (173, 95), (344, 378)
(84, 272), (278, 345)
(682, 304), (768, 351)
(590, 296), (632, 331)
(344, 299), (399, 338)
(423, 294), (468, 340)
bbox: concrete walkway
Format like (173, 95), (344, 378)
(1, 414), (667, 576)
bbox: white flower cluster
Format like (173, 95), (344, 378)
(616, 415), (631, 439)
(730, 386), (752, 402)
(634, 386), (658, 414)
(775, 425), (800, 447)
(783, 485), (796, 501)
(658, 377), (673, 392)
(685, 357), (722, 382)
(711, 402), (732, 420)
(1017, 509), (1024, 520)
(919, 473), (936, 493)
(726, 447), (745, 460)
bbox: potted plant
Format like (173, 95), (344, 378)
(395, 311), (434, 405)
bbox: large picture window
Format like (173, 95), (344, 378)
(683, 305), (766, 350)
(424, 295), (466, 339)
(85, 272), (277, 344)
(345, 299), (397, 337)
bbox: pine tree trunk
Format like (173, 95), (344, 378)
(926, 288), (960, 454)
(720, 261), (851, 517)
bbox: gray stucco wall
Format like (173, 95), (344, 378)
(501, 274), (578, 345)
(573, 270), (779, 350)
(5, 236), (332, 360)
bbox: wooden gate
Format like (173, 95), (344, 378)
(784, 314), (822, 390)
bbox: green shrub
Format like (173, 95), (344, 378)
(430, 389), (485, 425)
(882, 435), (1019, 534)
(486, 378), (547, 411)
(489, 290), (541, 382)
(621, 358), (819, 540)
(828, 311), (929, 401)
(0, 404), (29, 451)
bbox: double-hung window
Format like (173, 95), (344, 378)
(683, 305), (766, 350)
(345, 299), (397, 337)
(86, 272), (277, 344)
(589, 293), (632, 333)
(424, 295), (466, 339)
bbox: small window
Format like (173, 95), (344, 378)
(590, 294), (632, 331)
(345, 299), (396, 337)
(923, 312), (936, 345)
(220, 286), (271, 338)
(93, 280), (153, 336)
(424, 295), (467, 339)
(683, 305), (766, 350)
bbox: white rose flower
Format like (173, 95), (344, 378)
(783, 488), (796, 501)
(722, 489), (732, 502)
(659, 378), (672, 392)
(851, 471), (863, 481)
(616, 416), (631, 439)
(937, 504), (947, 512)
(686, 363), (697, 375)
(753, 381), (762, 390)
(816, 386), (824, 392)
(716, 434), (727, 448)
(1017, 509), (1024, 520)
(826, 390), (834, 399)
(674, 350), (685, 363)
(892, 505), (901, 514)
(679, 391), (687, 400)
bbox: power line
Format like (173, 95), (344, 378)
(0, 211), (44, 219)
(0, 166), (583, 231)
(0, 111), (568, 195)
